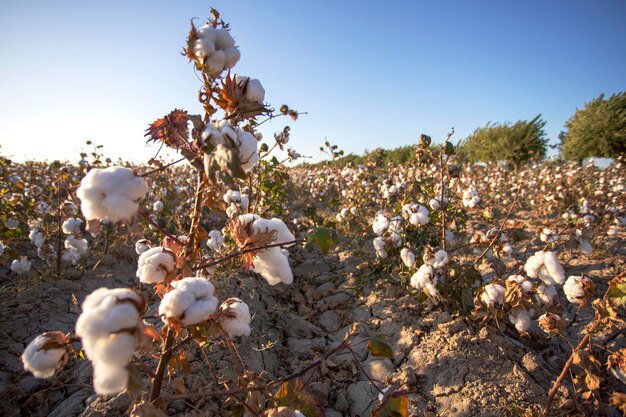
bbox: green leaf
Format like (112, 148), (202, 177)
(368, 337), (394, 360)
(306, 227), (336, 255)
(608, 274), (626, 307)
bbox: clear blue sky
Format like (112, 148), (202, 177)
(1, 0), (625, 163)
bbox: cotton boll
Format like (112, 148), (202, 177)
(563, 275), (594, 305)
(400, 248), (415, 268)
(543, 252), (565, 285)
(372, 212), (389, 236)
(194, 26), (240, 75)
(524, 251), (565, 286)
(136, 247), (176, 284)
(77, 166), (148, 222)
(153, 200), (164, 212)
(432, 250), (449, 269)
(11, 257), (31, 274)
(135, 239), (150, 255)
(159, 278), (218, 326)
(607, 225), (619, 237)
(62, 248), (81, 265)
(207, 230), (224, 251)
(22, 332), (68, 378)
(373, 237), (387, 259)
(65, 236), (88, 255)
(387, 217), (403, 248)
(509, 309), (533, 334)
(536, 284), (558, 306)
(401, 203), (429, 226)
(92, 361), (129, 396)
(480, 283), (505, 308)
(235, 75), (265, 104)
(410, 264), (439, 299)
(218, 298), (252, 337)
(253, 246), (293, 285)
(29, 229), (45, 248)
(507, 275), (533, 293)
(62, 218), (83, 234)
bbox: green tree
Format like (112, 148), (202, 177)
(460, 115), (547, 168)
(560, 92), (626, 160)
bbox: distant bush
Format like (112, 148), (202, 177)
(460, 115), (547, 168)
(560, 92), (626, 160)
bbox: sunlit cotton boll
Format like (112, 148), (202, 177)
(234, 75), (265, 104)
(136, 247), (176, 284)
(253, 246), (293, 285)
(218, 298), (251, 337)
(400, 247), (415, 268)
(432, 250), (449, 269)
(387, 217), (403, 248)
(75, 288), (144, 395)
(153, 200), (164, 212)
(372, 212), (389, 236)
(194, 25), (240, 75)
(563, 275), (594, 305)
(11, 257), (31, 274)
(523, 251), (565, 286)
(207, 230), (225, 252)
(481, 283), (505, 308)
(373, 237), (387, 259)
(76, 166), (148, 222)
(507, 274), (533, 293)
(509, 309), (533, 334)
(401, 203), (429, 226)
(135, 239), (150, 255)
(159, 278), (218, 326)
(216, 121), (260, 172)
(536, 284), (558, 306)
(62, 218), (83, 235)
(410, 264), (440, 299)
(22, 332), (68, 378)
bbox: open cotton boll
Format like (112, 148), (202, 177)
(563, 275), (594, 305)
(234, 75), (265, 104)
(159, 278), (218, 326)
(240, 214), (295, 246)
(507, 275), (533, 293)
(410, 264), (440, 298)
(536, 284), (558, 306)
(62, 218), (83, 235)
(372, 212), (389, 236)
(92, 361), (130, 396)
(153, 200), (164, 212)
(387, 217), (403, 248)
(135, 239), (150, 255)
(22, 332), (68, 378)
(524, 251), (565, 286)
(29, 229), (44, 248)
(65, 236), (88, 255)
(136, 247), (176, 284)
(218, 298), (252, 337)
(401, 203), (429, 226)
(373, 237), (388, 259)
(480, 283), (505, 308)
(207, 230), (225, 251)
(253, 246), (293, 285)
(432, 250), (449, 269)
(462, 184), (480, 208)
(400, 248), (415, 268)
(194, 26), (240, 75)
(62, 248), (81, 265)
(11, 257), (31, 274)
(77, 166), (148, 222)
(509, 309), (533, 334)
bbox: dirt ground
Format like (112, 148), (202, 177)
(0, 220), (624, 417)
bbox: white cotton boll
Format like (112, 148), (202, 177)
(226, 205), (238, 218)
(502, 243), (513, 255)
(136, 247), (176, 284)
(607, 225), (619, 237)
(432, 250), (449, 269)
(536, 284), (558, 306)
(539, 228), (558, 243)
(294, 411), (305, 417)
(76, 288), (143, 338)
(234, 130), (260, 173)
(372, 212), (389, 236)
(240, 195), (249, 210)
(253, 246), (293, 285)
(481, 283), (505, 307)
(194, 26), (240, 75)
(224, 189), (242, 204)
(244, 215), (295, 246)
(207, 230), (224, 251)
(429, 199), (441, 210)
(563, 275), (593, 304)
(153, 200), (164, 212)
(22, 333), (67, 378)
(29, 229), (44, 248)
(543, 251), (565, 285)
(159, 278), (218, 326)
(92, 361), (129, 396)
(509, 310), (533, 334)
(373, 237), (387, 259)
(135, 239), (150, 255)
(62, 218), (83, 235)
(401, 203), (429, 226)
(11, 257), (31, 274)
(62, 248), (81, 265)
(350, 207), (358, 215)
(400, 248), (415, 268)
(387, 217), (403, 248)
(77, 166), (148, 222)
(218, 298), (252, 337)
(65, 236), (88, 255)
(235, 75), (265, 104)
(410, 264), (438, 297)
